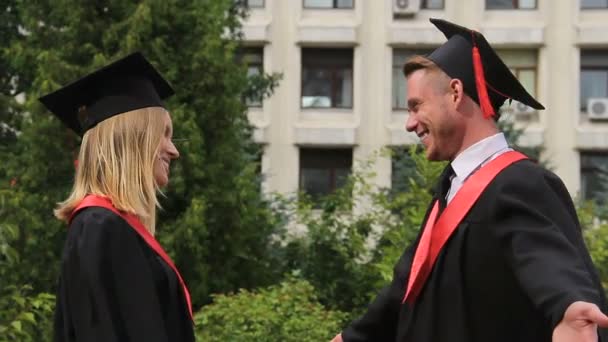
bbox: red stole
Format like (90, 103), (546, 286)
(69, 195), (193, 320)
(403, 151), (527, 304)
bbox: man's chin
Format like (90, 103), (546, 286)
(424, 149), (439, 161)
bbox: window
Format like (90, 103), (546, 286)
(496, 49), (538, 113)
(581, 0), (608, 9)
(392, 49), (433, 110)
(580, 50), (608, 111)
(581, 152), (608, 212)
(300, 148), (352, 200)
(240, 47), (264, 107)
(486, 0), (536, 9)
(303, 0), (354, 8)
(302, 48), (353, 108)
(422, 0), (444, 9)
(236, 0), (264, 8)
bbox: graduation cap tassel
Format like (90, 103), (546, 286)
(471, 33), (495, 119)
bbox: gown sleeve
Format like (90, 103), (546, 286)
(59, 208), (170, 341)
(341, 199), (436, 342)
(489, 165), (605, 330)
(341, 242), (418, 341)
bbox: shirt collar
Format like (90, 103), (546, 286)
(451, 133), (509, 180)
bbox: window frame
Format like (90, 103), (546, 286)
(580, 151), (608, 205)
(240, 47), (265, 108)
(494, 49), (539, 115)
(303, 0), (355, 9)
(299, 148), (353, 200)
(421, 0), (445, 9)
(391, 48), (434, 110)
(510, 66), (538, 98)
(580, 67), (608, 111)
(580, 50), (608, 111)
(243, 0), (265, 8)
(581, 0), (608, 9)
(485, 0), (538, 10)
(301, 48), (354, 109)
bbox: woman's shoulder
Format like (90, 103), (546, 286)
(68, 206), (134, 239)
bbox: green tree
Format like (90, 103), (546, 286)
(0, 0), (281, 321)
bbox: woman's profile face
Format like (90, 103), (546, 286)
(154, 111), (179, 187)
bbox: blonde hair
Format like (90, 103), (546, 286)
(55, 106), (167, 235)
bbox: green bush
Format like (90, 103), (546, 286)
(578, 201), (608, 293)
(0, 286), (54, 342)
(266, 148), (443, 318)
(0, 192), (55, 341)
(195, 279), (346, 342)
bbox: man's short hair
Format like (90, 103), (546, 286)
(403, 55), (443, 78)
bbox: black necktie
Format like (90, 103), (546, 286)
(435, 164), (455, 212)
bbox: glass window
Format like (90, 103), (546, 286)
(581, 0), (608, 9)
(518, 0), (536, 8)
(304, 0), (354, 8)
(422, 0), (445, 9)
(240, 47), (264, 107)
(581, 153), (608, 214)
(392, 49), (433, 110)
(581, 71), (608, 110)
(246, 0), (264, 8)
(302, 48), (353, 108)
(300, 148), (352, 200)
(496, 49), (538, 112)
(486, 0), (537, 9)
(580, 50), (608, 111)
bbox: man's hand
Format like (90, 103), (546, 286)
(330, 333), (343, 342)
(553, 301), (608, 342)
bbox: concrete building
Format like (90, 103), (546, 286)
(240, 0), (608, 205)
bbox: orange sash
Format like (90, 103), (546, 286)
(403, 151), (527, 304)
(69, 195), (193, 320)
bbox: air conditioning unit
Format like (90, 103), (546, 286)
(587, 98), (608, 120)
(394, 0), (420, 16)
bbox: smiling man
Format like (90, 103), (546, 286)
(332, 18), (608, 342)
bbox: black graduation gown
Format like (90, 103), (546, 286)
(343, 159), (608, 342)
(53, 207), (194, 342)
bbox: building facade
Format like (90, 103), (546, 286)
(241, 0), (608, 205)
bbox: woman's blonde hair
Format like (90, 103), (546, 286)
(55, 106), (167, 234)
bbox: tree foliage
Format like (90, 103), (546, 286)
(0, 2), (281, 334)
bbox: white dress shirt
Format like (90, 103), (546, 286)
(446, 133), (512, 203)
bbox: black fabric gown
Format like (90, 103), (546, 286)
(343, 159), (608, 342)
(53, 207), (194, 342)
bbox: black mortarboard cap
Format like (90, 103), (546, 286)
(39, 52), (174, 136)
(426, 18), (544, 118)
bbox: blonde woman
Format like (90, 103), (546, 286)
(40, 52), (194, 342)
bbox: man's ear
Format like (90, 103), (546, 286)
(449, 78), (464, 107)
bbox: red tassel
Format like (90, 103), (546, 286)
(472, 45), (495, 119)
